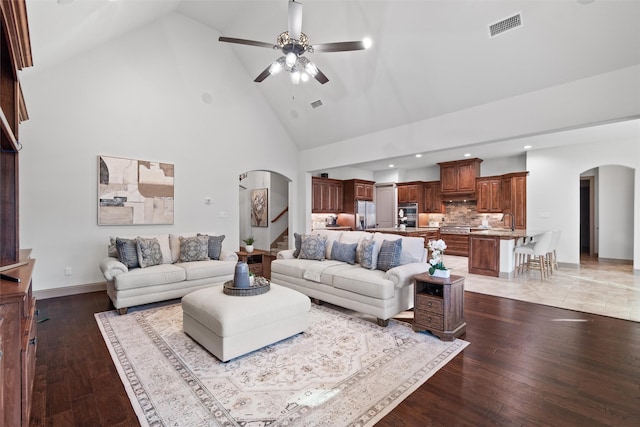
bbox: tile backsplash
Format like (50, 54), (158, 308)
(422, 201), (506, 228)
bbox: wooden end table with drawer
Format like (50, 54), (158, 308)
(236, 249), (274, 280)
(412, 273), (466, 341)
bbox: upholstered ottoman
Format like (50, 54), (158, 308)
(182, 283), (311, 362)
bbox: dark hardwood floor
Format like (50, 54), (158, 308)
(29, 290), (640, 427)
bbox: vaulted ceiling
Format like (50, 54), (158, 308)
(23, 0), (640, 170)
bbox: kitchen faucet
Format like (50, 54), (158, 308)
(501, 213), (515, 232)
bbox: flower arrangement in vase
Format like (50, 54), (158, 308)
(427, 239), (450, 278)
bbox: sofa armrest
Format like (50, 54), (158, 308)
(277, 249), (296, 259)
(100, 257), (128, 281)
(220, 249), (238, 262)
(385, 262), (429, 288)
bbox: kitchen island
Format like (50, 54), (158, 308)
(468, 229), (543, 278)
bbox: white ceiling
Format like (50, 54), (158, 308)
(23, 0), (640, 171)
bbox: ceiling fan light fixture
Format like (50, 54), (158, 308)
(304, 61), (318, 76)
(269, 59), (283, 75)
(285, 52), (297, 68)
(300, 72), (310, 82)
(291, 71), (301, 85)
(363, 37), (373, 49)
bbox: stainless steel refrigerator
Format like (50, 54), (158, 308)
(356, 201), (376, 230)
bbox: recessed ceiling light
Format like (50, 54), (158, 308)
(464, 153), (471, 157)
(363, 38), (373, 49)
(388, 164), (394, 168)
(523, 145), (532, 150)
(415, 154), (422, 158)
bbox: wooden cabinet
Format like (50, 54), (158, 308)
(237, 249), (270, 278)
(501, 172), (528, 230)
(423, 181), (443, 213)
(0, 0), (32, 268)
(476, 176), (502, 213)
(312, 177), (343, 213)
(413, 273), (466, 341)
(397, 181), (425, 210)
(468, 235), (500, 276)
(438, 233), (469, 256)
(1, 259), (37, 427)
(438, 158), (482, 196)
(342, 179), (375, 214)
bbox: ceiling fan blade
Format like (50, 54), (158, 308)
(314, 67), (329, 84)
(288, 0), (303, 40)
(311, 40), (368, 53)
(218, 36), (276, 49)
(254, 65), (272, 83)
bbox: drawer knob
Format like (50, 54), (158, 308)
(428, 302), (432, 306)
(427, 317), (432, 322)
(29, 337), (37, 346)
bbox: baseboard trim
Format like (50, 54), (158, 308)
(34, 282), (106, 300)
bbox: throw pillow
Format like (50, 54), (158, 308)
(293, 232), (303, 258)
(178, 235), (210, 262)
(115, 238), (140, 269)
(331, 241), (358, 265)
(377, 239), (403, 272)
(199, 233), (225, 260)
(358, 239), (378, 270)
(298, 234), (327, 261)
(135, 237), (164, 268)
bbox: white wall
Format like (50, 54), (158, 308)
(598, 165), (634, 260)
(19, 14), (300, 292)
(527, 138), (639, 270)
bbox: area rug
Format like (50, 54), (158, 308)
(95, 301), (468, 427)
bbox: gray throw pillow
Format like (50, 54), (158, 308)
(199, 234), (225, 260)
(135, 237), (163, 268)
(293, 232), (303, 258)
(358, 239), (378, 270)
(115, 237), (140, 269)
(178, 235), (210, 262)
(298, 234), (327, 260)
(331, 241), (358, 265)
(377, 239), (402, 272)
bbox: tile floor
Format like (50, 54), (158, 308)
(445, 255), (640, 322)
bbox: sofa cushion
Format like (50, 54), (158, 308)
(179, 235), (210, 262)
(293, 232), (303, 258)
(373, 233), (425, 265)
(313, 229), (343, 259)
(111, 234), (172, 265)
(358, 239), (378, 270)
(298, 234), (327, 260)
(331, 241), (357, 265)
(114, 264), (186, 290)
(135, 237), (164, 268)
(377, 239), (402, 272)
(115, 238), (140, 268)
(339, 231), (371, 263)
(179, 260), (236, 281)
(271, 258), (324, 279)
(199, 234), (225, 260)
(332, 268), (394, 299)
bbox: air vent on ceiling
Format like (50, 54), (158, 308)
(310, 99), (324, 109)
(489, 13), (522, 38)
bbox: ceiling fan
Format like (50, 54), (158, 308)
(218, 0), (371, 85)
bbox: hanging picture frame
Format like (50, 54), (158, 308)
(250, 188), (268, 227)
(98, 155), (174, 225)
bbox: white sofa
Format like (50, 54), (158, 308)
(99, 232), (238, 314)
(271, 230), (429, 326)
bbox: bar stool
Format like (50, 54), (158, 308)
(547, 230), (561, 274)
(513, 231), (554, 280)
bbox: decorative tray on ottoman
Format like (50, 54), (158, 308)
(223, 276), (270, 297)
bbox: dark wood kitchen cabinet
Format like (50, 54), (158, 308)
(438, 158), (482, 196)
(501, 172), (528, 229)
(312, 177), (343, 213)
(469, 234), (500, 276)
(476, 176), (502, 213)
(438, 233), (469, 256)
(343, 179), (375, 207)
(397, 181), (425, 210)
(423, 181), (444, 213)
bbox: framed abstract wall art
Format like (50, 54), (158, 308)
(98, 155), (174, 225)
(250, 188), (268, 227)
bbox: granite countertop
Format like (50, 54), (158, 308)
(469, 229), (543, 239)
(366, 227), (440, 234)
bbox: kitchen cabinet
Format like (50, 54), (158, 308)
(476, 176), (502, 213)
(438, 158), (482, 196)
(397, 181), (425, 210)
(312, 177), (343, 213)
(438, 233), (469, 256)
(342, 179), (375, 214)
(468, 235), (500, 276)
(423, 181), (443, 213)
(501, 172), (528, 229)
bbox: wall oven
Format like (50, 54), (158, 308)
(398, 203), (418, 227)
